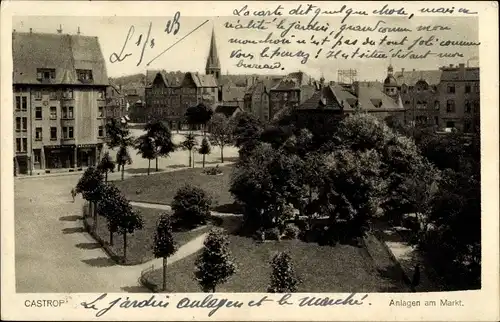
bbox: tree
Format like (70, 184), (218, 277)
(171, 185), (212, 229)
(116, 206), (144, 263)
(198, 137), (212, 168)
(147, 121), (176, 171)
(181, 133), (197, 167)
(75, 167), (105, 231)
(194, 228), (236, 292)
(317, 149), (386, 241)
(185, 103), (213, 135)
(135, 133), (156, 175)
(96, 183), (128, 246)
(208, 113), (233, 163)
(268, 251), (301, 293)
(97, 151), (115, 182)
(231, 111), (263, 154)
(105, 118), (134, 179)
(153, 213), (178, 291)
(116, 145), (132, 180)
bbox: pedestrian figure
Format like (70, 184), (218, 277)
(71, 188), (76, 203)
(411, 263), (421, 292)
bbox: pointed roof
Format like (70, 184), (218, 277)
(205, 27), (220, 71)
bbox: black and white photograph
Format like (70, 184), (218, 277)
(2, 1), (498, 321)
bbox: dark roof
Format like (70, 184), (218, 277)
(384, 75), (398, 86)
(393, 70), (442, 86)
(222, 86), (245, 102)
(13, 32), (108, 85)
(215, 105), (241, 118)
(440, 67), (479, 81)
(298, 86), (340, 110)
(272, 71), (313, 90)
(205, 28), (220, 71)
(190, 73), (218, 87)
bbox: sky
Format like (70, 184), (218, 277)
(12, 15), (479, 82)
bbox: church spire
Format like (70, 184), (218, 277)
(205, 26), (221, 79)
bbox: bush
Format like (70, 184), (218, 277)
(268, 251), (301, 293)
(171, 185), (212, 229)
(203, 165), (223, 176)
(263, 227), (281, 241)
(283, 224), (300, 240)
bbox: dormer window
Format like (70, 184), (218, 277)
(36, 68), (56, 81)
(77, 69), (93, 82)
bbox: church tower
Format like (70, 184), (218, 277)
(205, 27), (221, 80)
(383, 64), (398, 98)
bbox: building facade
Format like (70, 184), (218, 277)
(13, 31), (108, 175)
(390, 63), (480, 132)
(269, 72), (316, 120)
(106, 83), (127, 120)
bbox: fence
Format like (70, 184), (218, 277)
(139, 264), (158, 292)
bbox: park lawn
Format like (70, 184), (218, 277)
(85, 206), (210, 265)
(114, 165), (235, 211)
(145, 234), (405, 293)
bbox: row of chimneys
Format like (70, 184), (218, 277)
(13, 26), (81, 35)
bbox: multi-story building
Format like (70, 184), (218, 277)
(12, 30), (108, 175)
(390, 63), (480, 132)
(106, 83), (127, 120)
(268, 72), (317, 120)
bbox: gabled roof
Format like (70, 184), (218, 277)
(13, 32), (108, 85)
(190, 73), (218, 87)
(393, 70), (442, 86)
(331, 83), (403, 111)
(298, 86), (341, 110)
(215, 105), (241, 118)
(271, 71), (313, 90)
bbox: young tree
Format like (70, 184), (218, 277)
(105, 118), (134, 179)
(97, 151), (115, 182)
(198, 137), (212, 168)
(116, 206), (144, 263)
(181, 133), (197, 168)
(135, 134), (156, 175)
(96, 183), (128, 246)
(153, 213), (178, 291)
(172, 185), (212, 229)
(194, 228), (236, 292)
(268, 251), (301, 293)
(208, 113), (233, 163)
(75, 167), (104, 231)
(147, 121), (176, 171)
(116, 145), (132, 180)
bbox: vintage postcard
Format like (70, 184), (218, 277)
(1, 0), (499, 321)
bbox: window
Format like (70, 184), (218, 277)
(36, 68), (56, 81)
(22, 117), (27, 132)
(62, 89), (73, 99)
(98, 126), (104, 137)
(22, 97), (27, 111)
(33, 150), (40, 164)
(22, 138), (27, 152)
(62, 106), (67, 119)
(474, 83), (480, 93)
(35, 106), (42, 119)
(68, 106), (74, 119)
(434, 116), (439, 126)
(50, 127), (57, 140)
(77, 69), (93, 81)
(62, 126), (67, 138)
(446, 100), (455, 113)
(405, 100), (410, 105)
(15, 97), (21, 110)
(446, 121), (455, 128)
(465, 100), (472, 113)
(50, 106), (57, 119)
(16, 138), (21, 152)
(98, 106), (104, 118)
(473, 101), (480, 112)
(98, 90), (105, 100)
(15, 117), (21, 131)
(447, 84), (455, 93)
(35, 127), (42, 140)
(49, 91), (58, 100)
(434, 100), (440, 110)
(34, 91), (42, 100)
(68, 126), (74, 139)
(465, 84), (471, 93)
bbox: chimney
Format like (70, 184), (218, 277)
(401, 68), (405, 73)
(57, 24), (63, 34)
(413, 69), (416, 71)
(449, 64), (453, 68)
(459, 63), (465, 79)
(29, 28), (32, 34)
(77, 26), (81, 35)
